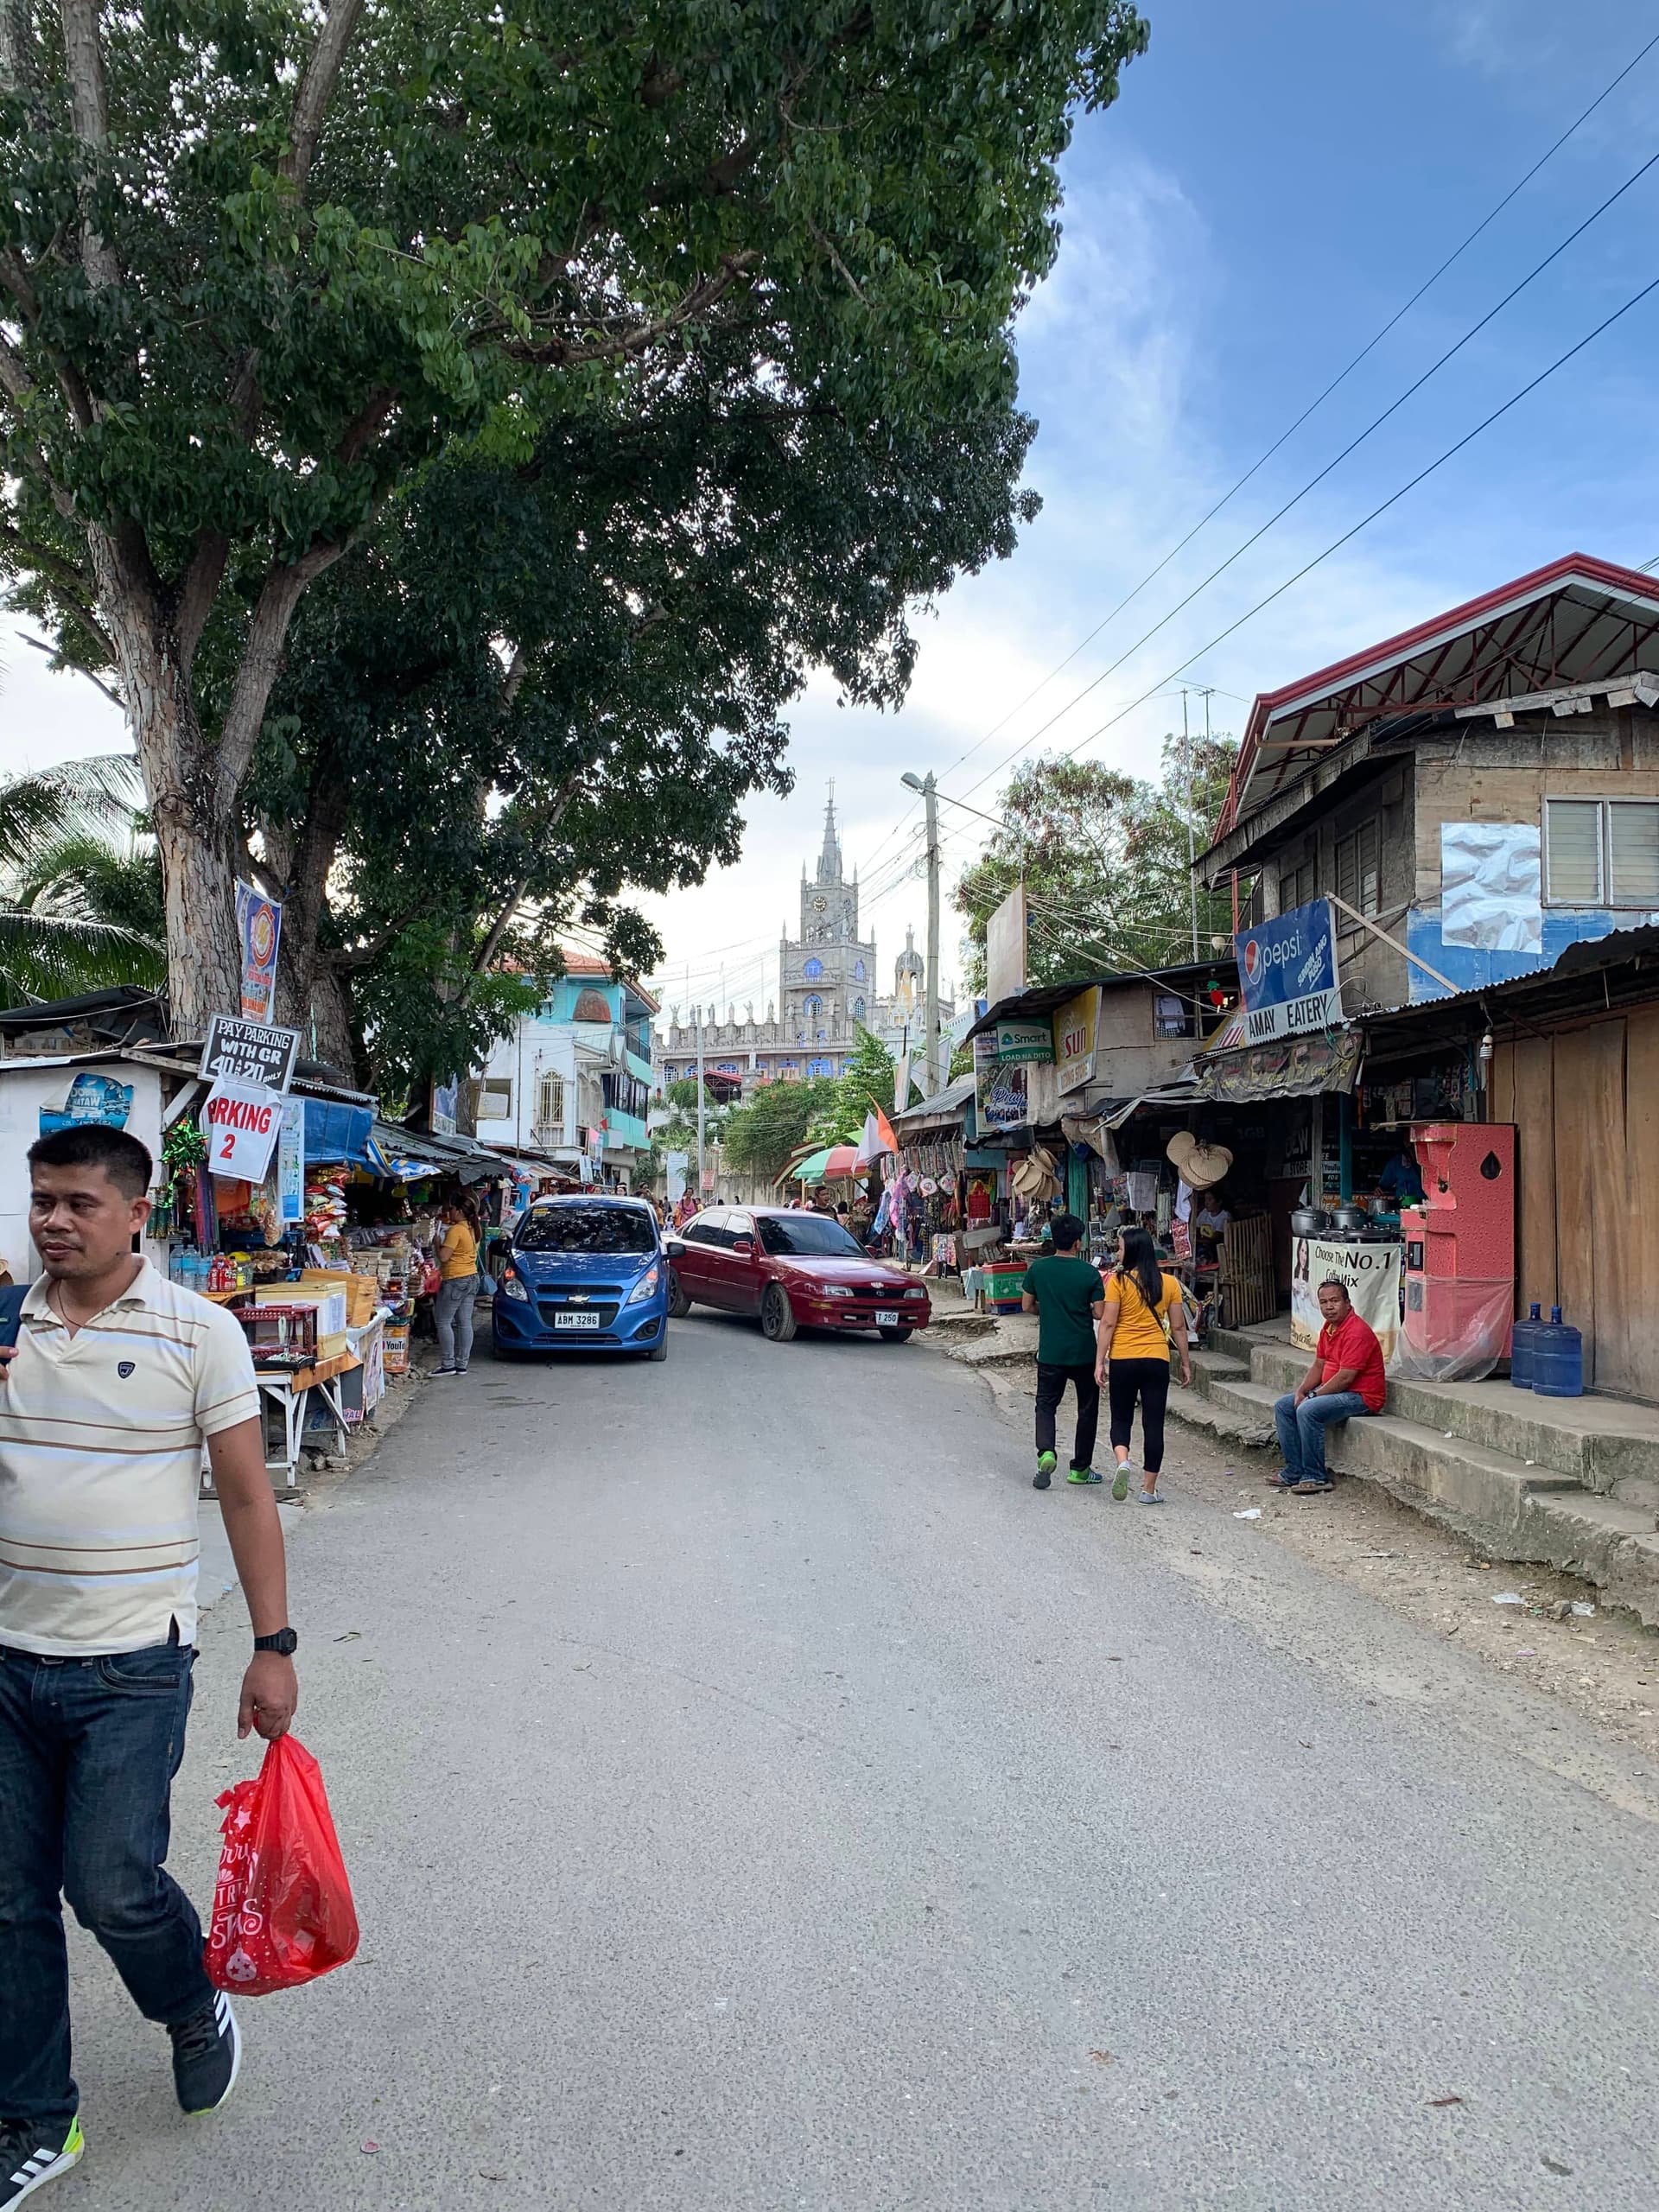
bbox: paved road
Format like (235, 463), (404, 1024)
(60, 1309), (1659, 2209)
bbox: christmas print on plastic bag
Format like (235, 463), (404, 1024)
(206, 1734), (359, 1995)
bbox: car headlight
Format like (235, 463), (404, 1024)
(500, 1268), (530, 1302)
(819, 1284), (855, 1299)
(626, 1265), (661, 1305)
(907, 1287), (928, 1300)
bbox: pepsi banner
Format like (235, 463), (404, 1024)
(1236, 898), (1343, 1041)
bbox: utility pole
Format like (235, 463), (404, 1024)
(1181, 689), (1199, 963)
(696, 1001), (706, 1198)
(923, 772), (942, 1096)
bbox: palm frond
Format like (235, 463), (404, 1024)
(0, 753), (147, 878)
(0, 906), (166, 1005)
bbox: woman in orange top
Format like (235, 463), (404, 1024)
(433, 1195), (480, 1376)
(1094, 1225), (1192, 1503)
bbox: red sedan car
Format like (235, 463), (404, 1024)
(665, 1205), (931, 1343)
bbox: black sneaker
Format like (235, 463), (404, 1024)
(0, 2117), (84, 2206)
(169, 1992), (241, 2115)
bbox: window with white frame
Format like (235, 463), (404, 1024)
(535, 1073), (566, 1135)
(1544, 798), (1659, 906)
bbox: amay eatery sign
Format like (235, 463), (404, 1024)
(1236, 899), (1343, 1041)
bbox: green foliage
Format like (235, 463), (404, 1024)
(0, 0), (1150, 1025)
(0, 753), (163, 1000)
(823, 1026), (899, 1145)
(347, 921), (542, 1117)
(954, 735), (1239, 994)
(721, 1074), (839, 1181)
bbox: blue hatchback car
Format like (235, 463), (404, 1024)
(493, 1196), (669, 1360)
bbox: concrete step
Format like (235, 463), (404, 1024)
(1168, 1376), (1273, 1448)
(1185, 1344), (1250, 1402)
(1236, 1341), (1659, 1492)
(1177, 1375), (1659, 1627)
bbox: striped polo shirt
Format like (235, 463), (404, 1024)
(0, 1262), (261, 1656)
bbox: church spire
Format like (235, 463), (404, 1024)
(817, 780), (842, 885)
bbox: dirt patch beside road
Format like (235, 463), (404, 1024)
(972, 1355), (1659, 1788)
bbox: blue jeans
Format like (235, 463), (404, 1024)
(0, 1640), (213, 2131)
(1273, 1390), (1371, 1483)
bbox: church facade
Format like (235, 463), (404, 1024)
(655, 798), (950, 1093)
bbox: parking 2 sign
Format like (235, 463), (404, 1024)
(1235, 899), (1343, 1041)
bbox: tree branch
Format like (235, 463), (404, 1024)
(498, 251), (760, 367)
(215, 540), (347, 807)
(0, 250), (95, 426)
(57, 0), (118, 290)
(16, 627), (125, 710)
(0, 523), (117, 660)
(175, 530), (229, 671)
(278, 0), (367, 198)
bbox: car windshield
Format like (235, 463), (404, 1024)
(758, 1214), (865, 1259)
(516, 1205), (656, 1254)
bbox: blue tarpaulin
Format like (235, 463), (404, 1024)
(302, 1099), (372, 1163)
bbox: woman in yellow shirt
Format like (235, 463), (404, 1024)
(1094, 1226), (1192, 1503)
(434, 1197), (480, 1376)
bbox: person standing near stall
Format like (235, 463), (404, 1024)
(1095, 1226), (1192, 1503)
(432, 1195), (480, 1376)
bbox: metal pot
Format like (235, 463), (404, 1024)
(1290, 1207), (1330, 1236)
(1331, 1204), (1370, 1233)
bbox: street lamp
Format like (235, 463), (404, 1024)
(900, 771), (941, 1094)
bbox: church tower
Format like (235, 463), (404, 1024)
(784, 784), (875, 1069)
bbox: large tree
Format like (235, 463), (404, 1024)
(1, 0), (1148, 1031)
(256, 324), (1046, 1080)
(954, 733), (1237, 993)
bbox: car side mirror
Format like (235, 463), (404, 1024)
(732, 1235), (754, 1255)
(664, 1237), (684, 1259)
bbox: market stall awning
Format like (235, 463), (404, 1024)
(785, 1142), (860, 1186)
(368, 1121), (515, 1184)
(1102, 1080), (1200, 1129)
(893, 1073), (975, 1135)
(1194, 1027), (1363, 1104)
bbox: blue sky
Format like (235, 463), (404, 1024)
(6, 1), (1659, 1023)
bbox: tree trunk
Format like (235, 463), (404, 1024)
(272, 750), (350, 1033)
(306, 966), (359, 1080)
(86, 541), (242, 1036)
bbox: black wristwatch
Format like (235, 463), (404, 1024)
(253, 1627), (299, 1656)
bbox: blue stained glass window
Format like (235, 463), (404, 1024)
(803, 957), (823, 979)
(854, 959), (866, 980)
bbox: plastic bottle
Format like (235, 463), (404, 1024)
(1510, 1300), (1543, 1389)
(1532, 1305), (1584, 1398)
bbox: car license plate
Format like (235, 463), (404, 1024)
(554, 1311), (601, 1331)
(875, 1308), (900, 1326)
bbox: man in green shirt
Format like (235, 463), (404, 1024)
(1020, 1213), (1106, 1491)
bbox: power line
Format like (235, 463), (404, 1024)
(925, 28), (1659, 794)
(961, 140), (1659, 803)
(1052, 264), (1659, 770)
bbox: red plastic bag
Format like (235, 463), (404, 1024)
(205, 1733), (359, 1995)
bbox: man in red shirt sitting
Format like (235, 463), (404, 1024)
(1272, 1278), (1387, 1495)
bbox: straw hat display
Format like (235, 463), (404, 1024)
(1166, 1131), (1232, 1191)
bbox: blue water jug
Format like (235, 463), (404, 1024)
(1532, 1306), (1584, 1398)
(1510, 1301), (1543, 1389)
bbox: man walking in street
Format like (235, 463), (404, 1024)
(1020, 1213), (1106, 1489)
(1272, 1276), (1388, 1495)
(0, 1126), (298, 2206)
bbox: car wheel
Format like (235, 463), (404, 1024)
(878, 1325), (914, 1344)
(667, 1272), (693, 1319)
(492, 1341), (518, 1362)
(645, 1334), (668, 1361)
(760, 1284), (798, 1342)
